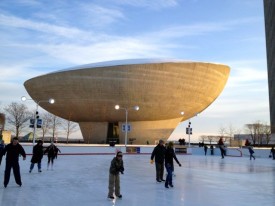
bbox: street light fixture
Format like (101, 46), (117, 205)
(115, 104), (139, 147)
(21, 96), (55, 145)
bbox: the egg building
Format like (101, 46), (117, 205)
(23, 59), (230, 144)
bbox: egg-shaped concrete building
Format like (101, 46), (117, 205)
(24, 59), (230, 144)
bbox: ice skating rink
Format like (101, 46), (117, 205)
(0, 150), (275, 206)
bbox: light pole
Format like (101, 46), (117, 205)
(21, 96), (55, 145)
(180, 111), (192, 147)
(115, 105), (139, 147)
(187, 119), (191, 147)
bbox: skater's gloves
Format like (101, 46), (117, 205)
(178, 163), (182, 167)
(150, 160), (154, 164)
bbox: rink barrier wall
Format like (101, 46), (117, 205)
(21, 144), (273, 158)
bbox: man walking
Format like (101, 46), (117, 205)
(150, 139), (166, 182)
(3, 137), (26, 188)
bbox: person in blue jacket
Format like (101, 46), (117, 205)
(2, 137), (26, 188)
(245, 140), (255, 160)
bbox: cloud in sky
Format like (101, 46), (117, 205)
(0, 0), (269, 140)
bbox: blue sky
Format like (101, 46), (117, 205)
(0, 0), (269, 141)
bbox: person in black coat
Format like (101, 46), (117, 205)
(0, 140), (5, 166)
(217, 137), (226, 159)
(164, 142), (181, 188)
(107, 151), (124, 200)
(150, 139), (166, 182)
(54, 146), (61, 159)
(2, 137), (26, 188)
(204, 145), (208, 156)
(270, 146), (275, 160)
(29, 140), (44, 173)
(44, 143), (59, 170)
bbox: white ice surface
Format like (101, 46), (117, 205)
(0, 146), (275, 206)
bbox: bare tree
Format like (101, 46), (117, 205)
(207, 135), (216, 145)
(245, 121), (267, 145)
(245, 123), (258, 145)
(4, 102), (32, 138)
(218, 126), (226, 138)
(61, 119), (78, 144)
(218, 126), (227, 143)
(262, 123), (271, 144)
(40, 112), (53, 142)
(199, 135), (208, 143)
(226, 124), (236, 143)
(48, 114), (62, 142)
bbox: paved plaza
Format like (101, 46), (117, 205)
(0, 146), (275, 206)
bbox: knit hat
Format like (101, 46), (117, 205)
(116, 151), (123, 157)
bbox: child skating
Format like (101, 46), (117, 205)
(108, 151), (124, 200)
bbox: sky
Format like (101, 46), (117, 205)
(0, 0), (269, 142)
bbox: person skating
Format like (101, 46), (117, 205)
(248, 146), (256, 160)
(270, 146), (275, 160)
(54, 145), (61, 159)
(2, 137), (26, 188)
(0, 140), (5, 166)
(164, 142), (181, 188)
(44, 143), (59, 170)
(245, 139), (255, 160)
(150, 139), (166, 182)
(204, 145), (208, 156)
(29, 140), (44, 173)
(108, 151), (124, 200)
(217, 137), (226, 159)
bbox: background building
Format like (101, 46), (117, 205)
(264, 0), (275, 132)
(24, 59), (230, 144)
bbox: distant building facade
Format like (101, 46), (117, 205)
(264, 0), (275, 132)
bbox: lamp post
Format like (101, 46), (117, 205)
(180, 111), (192, 147)
(115, 105), (139, 147)
(21, 96), (55, 145)
(187, 119), (191, 147)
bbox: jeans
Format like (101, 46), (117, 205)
(165, 163), (173, 186)
(30, 162), (41, 171)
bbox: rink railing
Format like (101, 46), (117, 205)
(22, 144), (272, 158)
